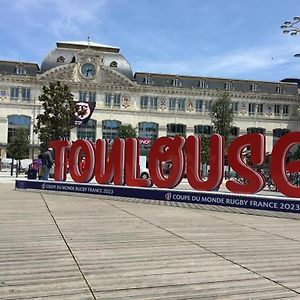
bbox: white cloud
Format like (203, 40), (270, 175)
(133, 42), (300, 81)
(9, 0), (108, 38)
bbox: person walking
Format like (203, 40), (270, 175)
(41, 146), (53, 180)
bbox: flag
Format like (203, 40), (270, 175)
(74, 102), (96, 126)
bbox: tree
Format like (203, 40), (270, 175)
(209, 92), (234, 146)
(34, 81), (76, 146)
(200, 134), (209, 164)
(7, 128), (30, 177)
(117, 124), (137, 139)
(292, 145), (300, 160)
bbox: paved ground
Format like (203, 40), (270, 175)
(1, 175), (300, 299)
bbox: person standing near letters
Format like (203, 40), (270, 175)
(41, 146), (53, 180)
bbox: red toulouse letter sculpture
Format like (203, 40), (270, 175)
(148, 136), (186, 188)
(49, 140), (70, 181)
(186, 134), (224, 191)
(226, 133), (266, 194)
(49, 132), (300, 198)
(270, 132), (300, 198)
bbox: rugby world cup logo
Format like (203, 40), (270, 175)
(41, 183), (46, 190)
(165, 192), (172, 201)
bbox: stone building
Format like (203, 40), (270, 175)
(0, 40), (299, 159)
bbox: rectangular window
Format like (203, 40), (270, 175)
(169, 98), (176, 111)
(257, 104), (263, 115)
(149, 97), (158, 110)
(251, 84), (260, 92)
(105, 94), (112, 107)
(274, 104), (280, 116)
(205, 100), (211, 112)
(113, 94), (121, 107)
(10, 87), (19, 100)
(172, 79), (180, 87)
(198, 80), (207, 89)
(144, 77), (152, 85)
(282, 105), (289, 116)
(231, 101), (239, 113)
(248, 103), (255, 116)
(80, 91), (96, 102)
(177, 98), (185, 111)
(195, 100), (203, 112)
(22, 88), (30, 101)
(105, 93), (121, 108)
(79, 91), (86, 102)
(225, 82), (234, 90)
(276, 86), (283, 93)
(89, 92), (96, 102)
(140, 96), (148, 110)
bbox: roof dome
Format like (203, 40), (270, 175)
(40, 41), (133, 80)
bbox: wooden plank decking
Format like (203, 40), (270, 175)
(0, 182), (300, 299)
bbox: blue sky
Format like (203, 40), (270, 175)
(2, 0), (300, 82)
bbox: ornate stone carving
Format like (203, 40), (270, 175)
(266, 105), (272, 116)
(160, 97), (167, 110)
(240, 101), (247, 116)
(121, 94), (131, 108)
(38, 62), (135, 87)
(38, 64), (75, 81)
(0, 87), (8, 101)
(187, 100), (194, 112)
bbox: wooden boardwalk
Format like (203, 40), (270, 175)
(1, 182), (300, 299)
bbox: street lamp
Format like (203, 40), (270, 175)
(281, 16), (300, 35)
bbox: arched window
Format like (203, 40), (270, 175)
(273, 128), (290, 145)
(7, 115), (31, 143)
(230, 126), (240, 136)
(167, 123), (186, 137)
(102, 120), (121, 141)
(138, 122), (158, 152)
(138, 122), (158, 141)
(77, 119), (96, 142)
(247, 127), (265, 135)
(194, 125), (212, 135)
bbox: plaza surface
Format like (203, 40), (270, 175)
(1, 175), (300, 299)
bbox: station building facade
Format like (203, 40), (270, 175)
(0, 41), (299, 159)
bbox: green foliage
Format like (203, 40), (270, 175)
(117, 124), (137, 138)
(209, 92), (234, 145)
(7, 128), (30, 160)
(200, 134), (209, 164)
(293, 145), (300, 160)
(34, 81), (76, 145)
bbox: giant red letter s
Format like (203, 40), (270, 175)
(226, 133), (265, 194)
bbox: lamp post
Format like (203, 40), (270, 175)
(281, 16), (300, 35)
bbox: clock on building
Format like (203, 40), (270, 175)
(80, 63), (96, 79)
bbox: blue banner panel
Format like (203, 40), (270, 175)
(15, 180), (300, 214)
